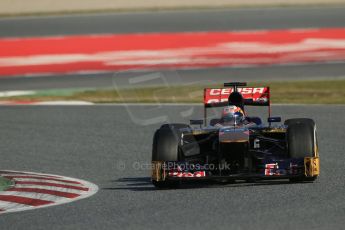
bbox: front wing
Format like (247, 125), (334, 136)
(152, 157), (320, 182)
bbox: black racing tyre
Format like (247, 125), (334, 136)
(284, 118), (315, 128)
(287, 123), (314, 158)
(158, 123), (199, 158)
(152, 125), (185, 188)
(287, 120), (318, 182)
(152, 127), (181, 162)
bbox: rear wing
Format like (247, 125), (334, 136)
(202, 83), (271, 126)
(204, 87), (270, 107)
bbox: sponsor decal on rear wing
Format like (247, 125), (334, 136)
(204, 87), (270, 107)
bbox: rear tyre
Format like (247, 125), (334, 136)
(152, 125), (187, 188)
(286, 119), (318, 182)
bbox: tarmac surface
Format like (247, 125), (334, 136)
(0, 105), (344, 229)
(1, 7), (345, 37)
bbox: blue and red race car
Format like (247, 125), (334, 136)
(151, 82), (319, 188)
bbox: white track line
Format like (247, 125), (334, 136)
(12, 184), (89, 194)
(9, 178), (85, 186)
(1, 173), (63, 179)
(2, 174), (82, 184)
(0, 201), (31, 210)
(0, 170), (63, 178)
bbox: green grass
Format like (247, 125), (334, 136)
(258, 80), (345, 104)
(0, 176), (14, 191)
(2, 79), (345, 104)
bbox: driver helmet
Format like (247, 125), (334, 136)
(221, 105), (245, 124)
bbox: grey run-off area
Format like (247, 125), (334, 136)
(0, 105), (344, 229)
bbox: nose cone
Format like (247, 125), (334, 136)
(219, 128), (249, 143)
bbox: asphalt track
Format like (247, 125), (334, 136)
(0, 105), (344, 229)
(1, 7), (345, 37)
(0, 6), (345, 90)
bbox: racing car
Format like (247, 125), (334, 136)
(151, 82), (319, 188)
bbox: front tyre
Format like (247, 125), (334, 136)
(286, 119), (318, 182)
(151, 125), (187, 188)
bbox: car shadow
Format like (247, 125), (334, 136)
(103, 177), (156, 191)
(102, 177), (311, 192)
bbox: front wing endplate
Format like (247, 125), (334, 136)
(304, 157), (320, 177)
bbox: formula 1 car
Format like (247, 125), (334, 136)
(151, 82), (320, 188)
